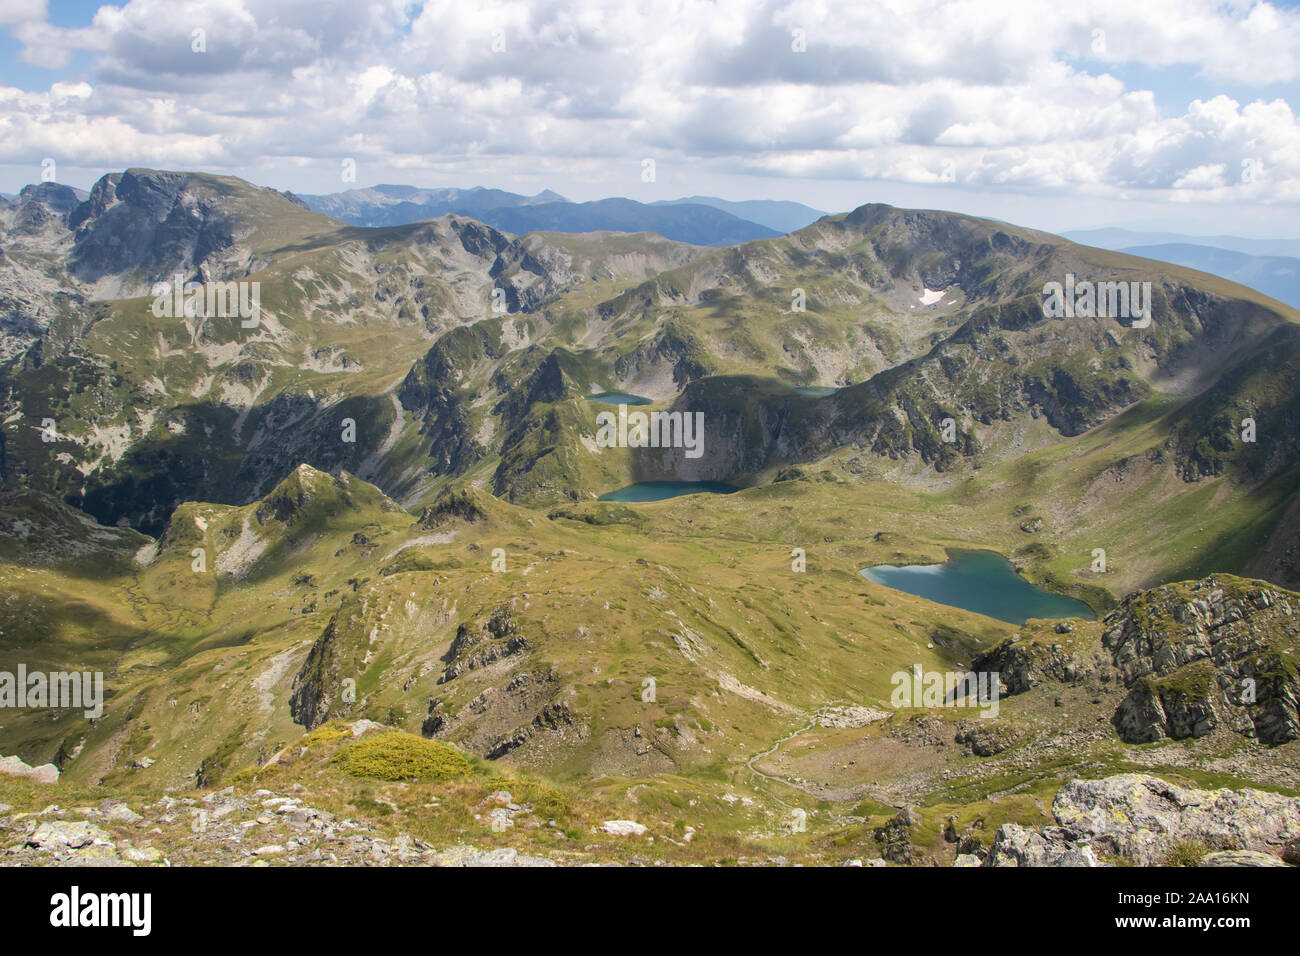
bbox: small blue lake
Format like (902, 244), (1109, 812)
(598, 481), (741, 503)
(860, 549), (1095, 625)
(586, 392), (653, 406)
(792, 385), (840, 397)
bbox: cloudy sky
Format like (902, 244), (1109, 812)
(2, 0), (1299, 236)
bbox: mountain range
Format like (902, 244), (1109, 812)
(1065, 228), (1300, 310)
(1, 167), (1298, 866)
(1064, 227), (1300, 259)
(298, 184), (825, 245)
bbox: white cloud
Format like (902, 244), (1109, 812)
(0, 0), (45, 26)
(0, 0), (1297, 204)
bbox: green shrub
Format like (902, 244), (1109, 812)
(1163, 839), (1210, 867)
(332, 731), (473, 782)
(303, 721), (352, 748)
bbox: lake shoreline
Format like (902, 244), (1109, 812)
(861, 547), (1098, 625)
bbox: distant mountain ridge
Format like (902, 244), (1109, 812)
(1118, 243), (1300, 311)
(476, 197), (781, 246)
(299, 184), (567, 228)
(300, 185), (787, 245)
(3, 178), (831, 246)
(1066, 227), (1300, 260)
(649, 195), (827, 233)
(1065, 228), (1300, 310)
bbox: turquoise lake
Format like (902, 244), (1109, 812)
(586, 392), (653, 405)
(860, 549), (1096, 625)
(792, 385), (840, 396)
(598, 481), (740, 502)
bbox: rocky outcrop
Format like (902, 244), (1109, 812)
(416, 488), (488, 529)
(874, 808), (919, 864)
(1102, 578), (1300, 744)
(486, 701), (578, 760)
(1051, 775), (1300, 865)
(439, 605), (528, 684)
(969, 636), (1100, 696)
(424, 668), (585, 763)
(289, 612), (352, 730)
(954, 720), (1020, 757)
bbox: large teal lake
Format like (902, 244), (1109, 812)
(598, 481), (740, 502)
(860, 549), (1095, 625)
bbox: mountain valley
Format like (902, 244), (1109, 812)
(2, 168), (1299, 866)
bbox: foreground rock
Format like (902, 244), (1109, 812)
(1202, 850), (1287, 866)
(0, 755), (59, 784)
(1053, 775), (1300, 865)
(976, 773), (1299, 866)
(0, 786), (567, 868)
(984, 825), (1103, 867)
(424, 845), (557, 866)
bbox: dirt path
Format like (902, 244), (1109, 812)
(744, 701), (916, 808)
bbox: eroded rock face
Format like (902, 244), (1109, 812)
(486, 700), (577, 760)
(1050, 774), (1300, 866)
(439, 605), (529, 684)
(426, 666), (586, 763)
(1102, 579), (1300, 744)
(289, 611), (348, 731)
(68, 170), (239, 292)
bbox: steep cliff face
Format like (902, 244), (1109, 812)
(65, 168), (340, 297)
(288, 610), (350, 731)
